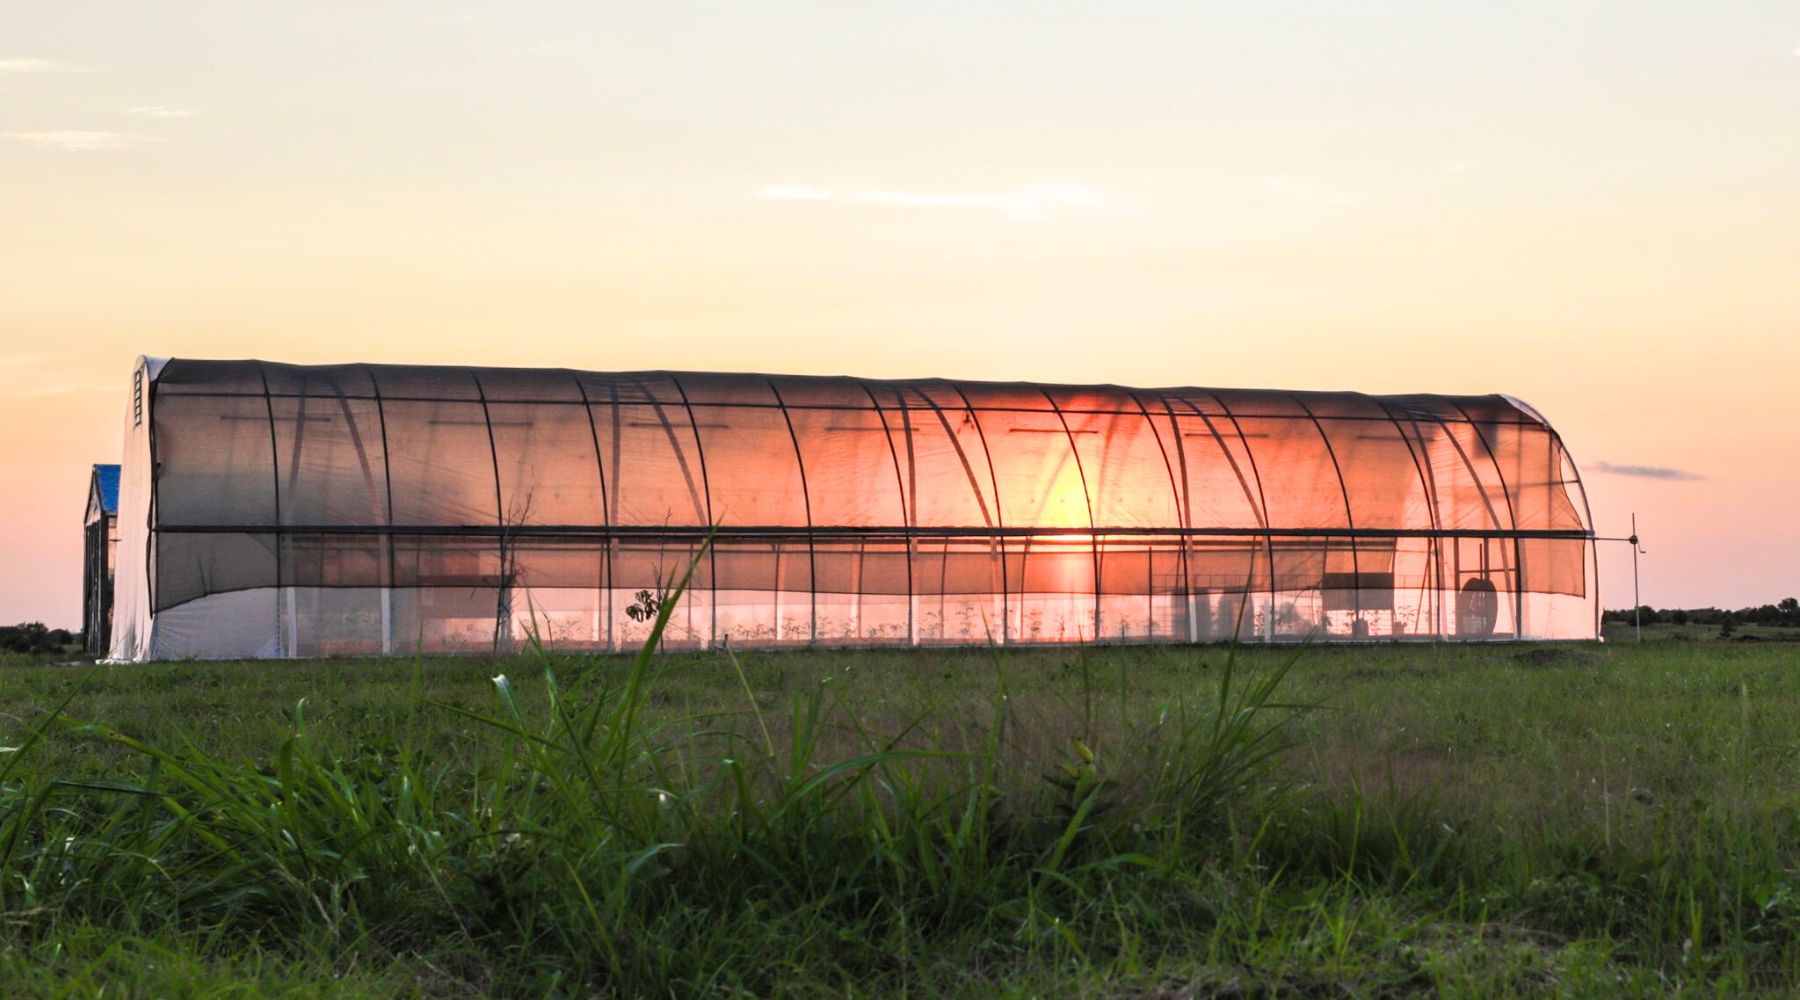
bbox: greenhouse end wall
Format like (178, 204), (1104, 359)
(110, 358), (1599, 660)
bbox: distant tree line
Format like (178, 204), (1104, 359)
(1602, 598), (1800, 629)
(1, 622), (79, 655)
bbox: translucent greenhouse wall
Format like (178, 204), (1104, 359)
(109, 358), (1599, 660)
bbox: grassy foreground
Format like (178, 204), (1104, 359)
(2, 630), (1798, 996)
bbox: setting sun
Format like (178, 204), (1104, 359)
(1, 2), (1795, 626)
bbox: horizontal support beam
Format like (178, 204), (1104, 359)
(152, 388), (1550, 427)
(153, 523), (1596, 542)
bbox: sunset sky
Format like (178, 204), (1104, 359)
(3, 1), (1796, 628)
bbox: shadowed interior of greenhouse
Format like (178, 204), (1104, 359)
(107, 358), (1599, 660)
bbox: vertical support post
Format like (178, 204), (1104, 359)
(285, 587), (299, 658)
(1125, 390), (1189, 645)
(1264, 531), (1276, 643)
(567, 370), (613, 655)
(766, 379), (817, 645)
(1631, 513), (1642, 642)
(850, 379), (916, 648)
(943, 384), (1006, 646)
(1292, 395), (1358, 641)
(1514, 535), (1526, 641)
(471, 371), (509, 655)
(1191, 392), (1274, 644)
(851, 541), (864, 642)
(1449, 403), (1524, 641)
(1037, 389), (1100, 643)
(1145, 542), (1154, 640)
(254, 362), (288, 658)
(365, 365), (398, 657)
(1363, 395), (1441, 642)
(773, 544), (784, 642)
(666, 375), (717, 650)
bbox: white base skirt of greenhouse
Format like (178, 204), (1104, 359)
(120, 585), (1601, 660)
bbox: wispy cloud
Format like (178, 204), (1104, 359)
(758, 183), (1138, 220)
(0, 57), (89, 73)
(1591, 460), (1704, 482)
(1256, 175), (1364, 206)
(126, 105), (196, 118)
(1, 130), (147, 151)
(762, 184), (834, 202)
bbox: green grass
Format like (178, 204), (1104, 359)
(1603, 620), (1800, 643)
(2, 631), (1799, 997)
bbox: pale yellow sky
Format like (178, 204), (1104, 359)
(3, 2), (1797, 626)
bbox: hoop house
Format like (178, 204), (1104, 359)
(108, 358), (1598, 660)
(83, 463), (121, 654)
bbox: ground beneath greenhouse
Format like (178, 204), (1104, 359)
(2, 630), (1797, 997)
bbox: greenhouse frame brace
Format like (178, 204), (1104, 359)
(108, 357), (1598, 660)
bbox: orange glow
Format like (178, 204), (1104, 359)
(105, 360), (1598, 657)
(1, 4), (1797, 628)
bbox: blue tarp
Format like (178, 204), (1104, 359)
(93, 463), (120, 514)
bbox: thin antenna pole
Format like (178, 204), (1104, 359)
(1630, 513), (1642, 642)
(1591, 525), (1648, 643)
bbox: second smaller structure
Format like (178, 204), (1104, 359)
(83, 463), (120, 655)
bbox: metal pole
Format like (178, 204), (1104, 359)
(1631, 513), (1642, 642)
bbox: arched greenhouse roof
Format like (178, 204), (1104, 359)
(110, 358), (1598, 659)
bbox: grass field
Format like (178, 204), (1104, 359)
(2, 626), (1798, 997)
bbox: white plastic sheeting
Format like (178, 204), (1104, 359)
(108, 358), (1600, 660)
